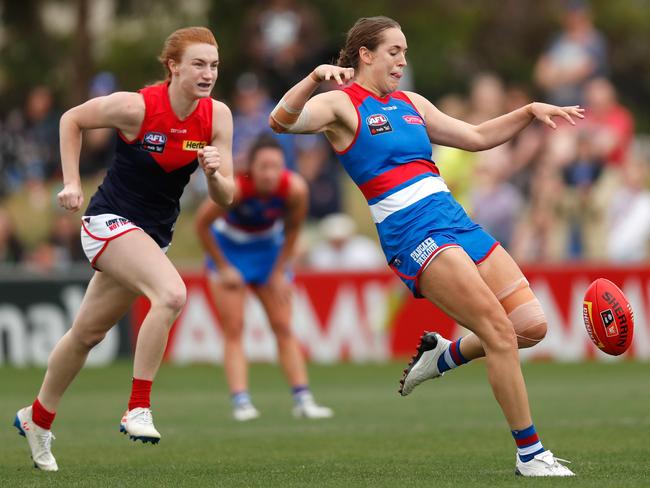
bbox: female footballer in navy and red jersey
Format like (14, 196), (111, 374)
(270, 17), (583, 477)
(195, 136), (332, 421)
(14, 27), (234, 471)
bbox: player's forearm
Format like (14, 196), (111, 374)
(59, 112), (83, 185)
(473, 104), (535, 150)
(197, 227), (229, 269)
(269, 72), (319, 133)
(206, 172), (235, 207)
(273, 229), (300, 272)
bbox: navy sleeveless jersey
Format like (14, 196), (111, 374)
(85, 82), (213, 247)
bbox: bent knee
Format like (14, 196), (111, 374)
(470, 305), (518, 353)
(489, 321), (518, 353)
(517, 322), (547, 348)
(508, 298), (548, 348)
(271, 322), (294, 341)
(153, 284), (187, 313)
(70, 326), (106, 350)
(222, 323), (244, 341)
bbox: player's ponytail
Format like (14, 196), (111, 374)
(336, 49), (352, 69)
(337, 16), (401, 70)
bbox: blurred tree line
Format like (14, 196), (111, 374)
(1, 0), (649, 129)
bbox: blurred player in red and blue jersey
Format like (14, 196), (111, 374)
(195, 135), (333, 421)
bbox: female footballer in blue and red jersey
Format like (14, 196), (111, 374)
(195, 136), (332, 421)
(14, 27), (235, 471)
(270, 16), (583, 477)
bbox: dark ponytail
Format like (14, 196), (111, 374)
(337, 16), (401, 69)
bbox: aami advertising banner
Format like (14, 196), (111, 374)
(2, 267), (649, 366)
(131, 266), (650, 364)
(0, 272), (131, 366)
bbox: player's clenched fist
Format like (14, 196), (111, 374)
(198, 146), (221, 177)
(57, 182), (84, 212)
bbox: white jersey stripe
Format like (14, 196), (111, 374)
(212, 218), (283, 244)
(369, 176), (449, 224)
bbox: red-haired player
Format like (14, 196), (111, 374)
(14, 27), (234, 471)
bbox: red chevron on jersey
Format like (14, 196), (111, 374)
(124, 83), (213, 173)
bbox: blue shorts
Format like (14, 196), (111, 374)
(205, 227), (285, 286)
(381, 192), (498, 297)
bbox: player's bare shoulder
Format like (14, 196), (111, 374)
(211, 99), (233, 121)
(288, 170), (309, 200)
(104, 91), (145, 119)
(312, 89), (357, 134)
(401, 90), (431, 120)
(102, 91), (145, 137)
(324, 89), (355, 116)
(211, 99), (233, 137)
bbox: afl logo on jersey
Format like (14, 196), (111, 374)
(142, 132), (167, 153)
(366, 114), (393, 135)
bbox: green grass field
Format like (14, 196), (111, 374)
(1, 360), (648, 487)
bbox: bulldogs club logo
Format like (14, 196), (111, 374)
(366, 114), (393, 135)
(142, 132), (167, 153)
(600, 309), (619, 337)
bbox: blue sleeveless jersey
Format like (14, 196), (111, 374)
(336, 83), (450, 260)
(85, 83), (212, 247)
(224, 171), (290, 233)
(334, 83), (496, 296)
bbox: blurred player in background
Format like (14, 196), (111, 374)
(195, 135), (333, 421)
(270, 16), (583, 477)
(14, 27), (234, 471)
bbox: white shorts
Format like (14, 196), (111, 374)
(80, 213), (142, 270)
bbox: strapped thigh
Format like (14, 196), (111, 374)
(496, 277), (547, 346)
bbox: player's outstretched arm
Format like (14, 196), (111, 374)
(406, 91), (584, 152)
(269, 64), (354, 135)
(58, 92), (144, 212)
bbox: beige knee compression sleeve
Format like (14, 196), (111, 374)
(496, 277), (548, 347)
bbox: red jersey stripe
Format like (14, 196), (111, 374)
(359, 160), (440, 201)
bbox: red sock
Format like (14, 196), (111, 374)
(31, 398), (55, 430)
(128, 378), (153, 411)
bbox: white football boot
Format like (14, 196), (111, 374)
(119, 407), (161, 444)
(515, 450), (575, 477)
(14, 406), (58, 471)
(292, 393), (334, 419)
(399, 331), (450, 396)
(233, 403), (260, 422)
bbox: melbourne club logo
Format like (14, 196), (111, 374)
(366, 114), (393, 135)
(142, 132), (167, 153)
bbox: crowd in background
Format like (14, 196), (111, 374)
(0, 0), (648, 273)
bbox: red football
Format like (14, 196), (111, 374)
(583, 278), (634, 356)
